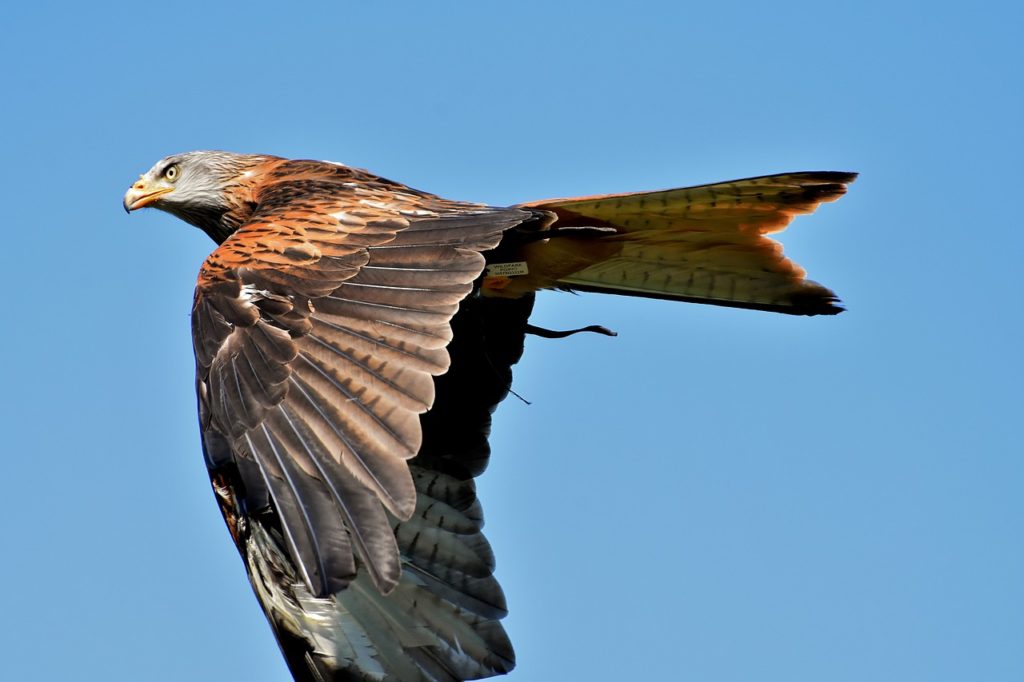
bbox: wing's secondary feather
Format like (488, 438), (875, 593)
(208, 294), (532, 682)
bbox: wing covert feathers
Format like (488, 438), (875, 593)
(518, 171), (855, 314)
(195, 161), (533, 599)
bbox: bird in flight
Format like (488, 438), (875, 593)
(124, 152), (854, 681)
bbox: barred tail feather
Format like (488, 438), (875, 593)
(517, 171), (855, 315)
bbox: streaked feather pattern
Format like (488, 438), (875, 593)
(210, 296), (530, 681)
(125, 151), (853, 681)
(194, 163), (533, 600)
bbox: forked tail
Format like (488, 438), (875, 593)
(505, 171), (856, 315)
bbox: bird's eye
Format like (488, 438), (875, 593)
(164, 164), (180, 181)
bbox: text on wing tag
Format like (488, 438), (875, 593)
(485, 262), (529, 277)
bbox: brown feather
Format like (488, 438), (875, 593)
(127, 150), (853, 681)
(193, 159), (531, 601)
(508, 171), (855, 314)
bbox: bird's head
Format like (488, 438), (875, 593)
(124, 150), (276, 242)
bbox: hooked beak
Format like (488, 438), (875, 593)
(123, 176), (173, 213)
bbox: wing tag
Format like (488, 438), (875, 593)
(485, 262), (529, 277)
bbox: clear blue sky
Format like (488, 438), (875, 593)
(2, 2), (1020, 680)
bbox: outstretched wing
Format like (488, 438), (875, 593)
(193, 164), (534, 597)
(518, 171), (856, 314)
(261, 294), (535, 681)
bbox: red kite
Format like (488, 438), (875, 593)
(124, 152), (854, 681)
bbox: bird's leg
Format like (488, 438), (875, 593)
(525, 323), (618, 339)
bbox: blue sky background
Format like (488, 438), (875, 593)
(2, 2), (1021, 680)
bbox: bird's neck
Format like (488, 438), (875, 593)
(179, 168), (267, 244)
(170, 203), (249, 244)
(203, 200), (257, 244)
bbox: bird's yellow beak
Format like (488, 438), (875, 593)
(123, 175), (173, 213)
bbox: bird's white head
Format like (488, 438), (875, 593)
(124, 150), (275, 242)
